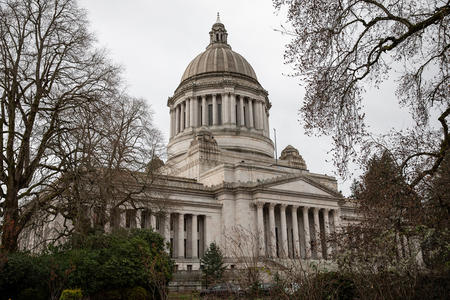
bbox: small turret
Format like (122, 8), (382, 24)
(209, 13), (228, 45)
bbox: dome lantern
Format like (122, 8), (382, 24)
(209, 12), (228, 46)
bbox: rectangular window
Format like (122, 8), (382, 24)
(184, 239), (187, 258)
(208, 104), (213, 126)
(170, 215), (173, 231)
(125, 209), (136, 228)
(140, 210), (147, 229)
(218, 103), (222, 125)
(156, 216), (160, 230)
(197, 240), (200, 258)
(110, 208), (120, 229)
(187, 265), (192, 272)
(170, 238), (174, 257)
(184, 217), (187, 231)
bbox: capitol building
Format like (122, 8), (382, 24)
(155, 15), (350, 271)
(22, 15), (354, 272)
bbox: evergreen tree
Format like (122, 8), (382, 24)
(200, 242), (226, 287)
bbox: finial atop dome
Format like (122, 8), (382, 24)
(216, 12), (221, 23)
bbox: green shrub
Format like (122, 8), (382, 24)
(0, 252), (50, 300)
(59, 289), (83, 300)
(315, 272), (356, 300)
(0, 229), (173, 300)
(17, 287), (47, 300)
(125, 286), (148, 300)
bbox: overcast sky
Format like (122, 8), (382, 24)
(77, 0), (414, 196)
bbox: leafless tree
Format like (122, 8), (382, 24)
(273, 0), (449, 188)
(0, 0), (122, 252)
(17, 84), (168, 251)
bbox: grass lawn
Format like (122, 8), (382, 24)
(168, 292), (200, 300)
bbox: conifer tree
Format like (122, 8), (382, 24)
(200, 242), (226, 287)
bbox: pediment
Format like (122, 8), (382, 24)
(265, 177), (336, 197)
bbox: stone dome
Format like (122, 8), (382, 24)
(180, 13), (258, 83)
(181, 46), (257, 82)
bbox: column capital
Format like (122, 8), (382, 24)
(323, 208), (330, 213)
(280, 203), (287, 209)
(255, 201), (265, 209)
(302, 205), (310, 212)
(291, 205), (299, 210)
(313, 207), (321, 213)
(268, 202), (276, 208)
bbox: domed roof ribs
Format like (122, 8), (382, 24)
(179, 14), (259, 83)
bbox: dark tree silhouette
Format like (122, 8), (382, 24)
(274, 0), (449, 187)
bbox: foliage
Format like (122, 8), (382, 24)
(59, 289), (83, 300)
(0, 229), (173, 300)
(200, 242), (226, 287)
(124, 286), (148, 300)
(0, 0), (163, 254)
(274, 0), (449, 186)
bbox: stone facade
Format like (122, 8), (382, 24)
(157, 15), (350, 271)
(21, 15), (356, 273)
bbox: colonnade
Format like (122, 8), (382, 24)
(255, 202), (340, 260)
(119, 209), (209, 259)
(170, 93), (270, 138)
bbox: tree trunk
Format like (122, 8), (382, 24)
(1, 191), (20, 253)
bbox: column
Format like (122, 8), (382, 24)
(185, 98), (190, 128)
(191, 214), (198, 259)
(323, 208), (330, 258)
(230, 93), (236, 125)
(302, 206), (311, 259)
(175, 105), (180, 134)
(280, 204), (288, 258)
(333, 209), (340, 233)
(265, 110), (270, 136)
(177, 213), (184, 258)
(313, 207), (322, 259)
(180, 101), (185, 132)
(291, 206), (300, 258)
(258, 102), (264, 130)
(204, 215), (211, 251)
(169, 109), (174, 138)
(150, 213), (156, 230)
(256, 202), (265, 257)
(163, 213), (171, 253)
(223, 93), (229, 124)
(261, 104), (267, 136)
(268, 203), (276, 258)
(239, 96), (245, 126)
(201, 95), (207, 126)
(248, 99), (254, 128)
(212, 94), (218, 125)
(402, 235), (410, 257)
(190, 96), (196, 127)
